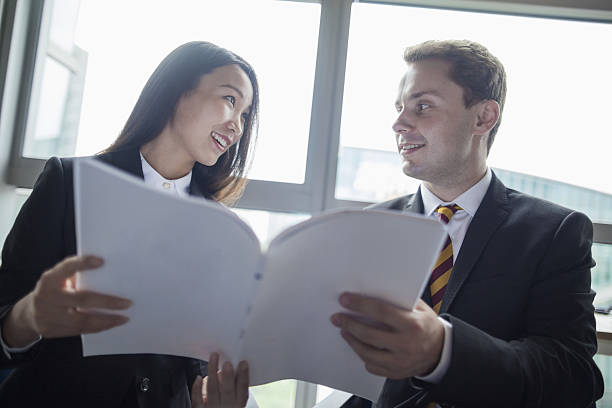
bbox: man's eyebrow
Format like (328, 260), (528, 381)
(409, 90), (442, 100)
(220, 84), (243, 99)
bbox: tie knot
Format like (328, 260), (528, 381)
(435, 204), (462, 224)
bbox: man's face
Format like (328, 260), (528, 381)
(393, 59), (484, 188)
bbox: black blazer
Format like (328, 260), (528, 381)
(343, 172), (603, 408)
(0, 148), (211, 407)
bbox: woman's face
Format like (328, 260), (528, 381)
(170, 64), (254, 166)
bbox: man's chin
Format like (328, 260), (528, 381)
(402, 162), (431, 186)
(401, 161), (419, 178)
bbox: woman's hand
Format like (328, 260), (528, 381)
(1, 255), (132, 347)
(191, 353), (249, 408)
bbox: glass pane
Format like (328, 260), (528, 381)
(316, 385), (335, 403)
(336, 3), (612, 223)
(594, 355), (612, 407)
(49, 0), (80, 53)
(27, 57), (70, 140)
(24, 0), (320, 184)
(593, 243), (612, 307)
(232, 208), (310, 246)
(250, 379), (296, 408)
(230, 209), (309, 407)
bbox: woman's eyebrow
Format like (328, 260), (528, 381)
(219, 84), (243, 99)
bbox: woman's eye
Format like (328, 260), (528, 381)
(224, 95), (236, 106)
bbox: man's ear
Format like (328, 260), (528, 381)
(474, 100), (500, 136)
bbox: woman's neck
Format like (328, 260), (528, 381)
(140, 133), (194, 180)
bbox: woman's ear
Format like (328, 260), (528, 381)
(474, 100), (500, 136)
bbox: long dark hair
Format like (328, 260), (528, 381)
(102, 41), (259, 204)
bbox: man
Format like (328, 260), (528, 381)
(334, 40), (603, 407)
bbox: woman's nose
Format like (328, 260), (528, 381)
(227, 116), (243, 138)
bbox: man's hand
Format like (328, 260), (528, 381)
(191, 353), (249, 408)
(2, 255), (132, 347)
(331, 294), (444, 379)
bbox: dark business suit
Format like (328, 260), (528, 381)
(0, 147), (212, 407)
(343, 172), (603, 408)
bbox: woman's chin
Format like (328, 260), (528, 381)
(198, 155), (220, 167)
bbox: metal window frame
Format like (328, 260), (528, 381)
(2, 0), (45, 187)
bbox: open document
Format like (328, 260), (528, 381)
(74, 158), (446, 402)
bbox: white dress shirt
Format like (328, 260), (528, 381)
(0, 154), (192, 358)
(415, 168), (492, 384)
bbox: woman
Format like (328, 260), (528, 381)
(0, 41), (258, 407)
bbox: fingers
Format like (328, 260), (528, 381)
(205, 353), (250, 407)
(191, 375), (205, 408)
(219, 361), (235, 405)
(206, 353), (220, 406)
(339, 293), (406, 328)
(66, 290), (132, 310)
(332, 313), (390, 348)
(26, 254), (132, 339)
(202, 376), (208, 403)
(334, 295), (447, 380)
(34, 306), (129, 338)
(235, 361), (249, 407)
(66, 309), (129, 334)
(340, 328), (391, 364)
(42, 255), (104, 286)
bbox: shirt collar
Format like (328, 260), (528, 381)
(421, 168), (492, 218)
(139, 152), (192, 197)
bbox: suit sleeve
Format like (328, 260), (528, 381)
(429, 211), (603, 407)
(0, 157), (68, 367)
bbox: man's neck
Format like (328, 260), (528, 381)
(424, 168), (488, 202)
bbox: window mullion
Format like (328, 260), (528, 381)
(301, 0), (352, 214)
(6, 0), (45, 187)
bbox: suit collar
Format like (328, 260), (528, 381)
(403, 187), (425, 214)
(97, 147), (209, 199)
(439, 171), (510, 313)
(98, 147), (144, 179)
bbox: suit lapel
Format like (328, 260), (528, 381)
(399, 188), (434, 307)
(97, 147), (145, 179)
(402, 187), (424, 215)
(439, 173), (510, 314)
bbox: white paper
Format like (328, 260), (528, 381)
(240, 210), (446, 400)
(75, 158), (262, 362)
(74, 158), (446, 402)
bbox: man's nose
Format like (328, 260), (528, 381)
(392, 111), (412, 135)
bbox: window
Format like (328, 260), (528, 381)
(22, 0), (85, 158)
(21, 0), (320, 184)
(336, 2), (612, 224)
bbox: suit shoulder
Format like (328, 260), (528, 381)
(505, 187), (591, 225)
(367, 194), (416, 211)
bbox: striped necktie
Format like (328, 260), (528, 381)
(429, 204), (462, 315)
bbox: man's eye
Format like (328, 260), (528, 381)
(416, 103), (430, 112)
(224, 95), (236, 106)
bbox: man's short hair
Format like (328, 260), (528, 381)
(404, 40), (507, 152)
